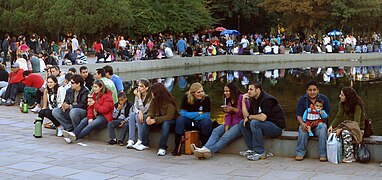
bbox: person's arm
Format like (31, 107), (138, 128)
(42, 89), (48, 109)
(302, 109), (309, 122)
(330, 103), (344, 128)
(73, 89), (89, 109)
(353, 105), (362, 126)
(57, 87), (66, 108)
(94, 93), (114, 114)
(320, 110), (328, 119)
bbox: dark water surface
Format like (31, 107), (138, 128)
(123, 65), (382, 135)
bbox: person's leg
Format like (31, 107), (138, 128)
(208, 124), (242, 154)
(140, 117), (150, 146)
(76, 115), (108, 139)
(72, 117), (89, 137)
(314, 123), (328, 158)
(118, 120), (129, 142)
(68, 108), (87, 129)
(250, 120), (282, 154)
(159, 120), (175, 150)
(173, 116), (192, 154)
(295, 125), (309, 157)
(204, 124), (225, 150)
(43, 109), (61, 127)
(10, 83), (25, 101)
(107, 120), (118, 140)
(239, 119), (253, 150)
(128, 112), (137, 141)
(52, 107), (73, 130)
(0, 81), (8, 89)
(137, 114), (145, 141)
(3, 84), (13, 100)
(197, 118), (212, 145)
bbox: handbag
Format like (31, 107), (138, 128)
(356, 143), (371, 163)
(362, 107), (374, 138)
(327, 133), (342, 164)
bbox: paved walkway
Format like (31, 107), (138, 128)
(0, 106), (381, 180)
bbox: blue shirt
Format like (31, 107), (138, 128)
(176, 39), (186, 53)
(111, 74), (124, 92)
(296, 93), (331, 120)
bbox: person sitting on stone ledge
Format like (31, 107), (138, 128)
(1, 62), (25, 106)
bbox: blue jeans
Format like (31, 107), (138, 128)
(73, 115), (108, 139)
(175, 116), (212, 136)
(141, 120), (175, 149)
(107, 119), (128, 141)
(239, 119), (282, 154)
(204, 124), (242, 153)
(296, 123), (327, 158)
(128, 112), (143, 142)
(52, 107), (87, 131)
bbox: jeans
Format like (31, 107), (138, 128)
(175, 116), (212, 136)
(38, 109), (60, 127)
(141, 119), (175, 149)
(239, 119), (282, 154)
(295, 123), (327, 158)
(52, 107), (87, 131)
(128, 112), (143, 142)
(73, 115), (108, 139)
(3, 83), (25, 101)
(204, 124), (242, 153)
(107, 119), (128, 141)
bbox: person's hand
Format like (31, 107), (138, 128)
(198, 111), (203, 115)
(242, 93), (250, 101)
(117, 103), (123, 110)
(87, 98), (95, 106)
(225, 106), (233, 112)
(243, 116), (249, 127)
(150, 118), (156, 125)
(61, 103), (69, 111)
(327, 126), (333, 134)
(88, 119), (93, 124)
(335, 128), (342, 137)
(300, 122), (309, 132)
(133, 88), (141, 99)
(138, 111), (144, 123)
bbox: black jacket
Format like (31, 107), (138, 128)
(84, 74), (95, 91)
(64, 86), (89, 109)
(249, 91), (286, 129)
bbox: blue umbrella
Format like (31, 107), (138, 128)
(220, 29), (240, 36)
(328, 30), (342, 36)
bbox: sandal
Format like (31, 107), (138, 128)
(43, 122), (56, 129)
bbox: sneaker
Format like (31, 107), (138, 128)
(190, 143), (199, 153)
(62, 130), (76, 142)
(308, 132), (314, 137)
(239, 149), (255, 157)
(118, 140), (124, 146)
(64, 137), (72, 144)
(194, 148), (211, 159)
(135, 139), (142, 146)
(31, 105), (41, 113)
(133, 144), (149, 151)
(56, 126), (63, 137)
(126, 140), (134, 148)
(295, 156), (304, 161)
(0, 98), (5, 105)
(108, 139), (117, 145)
(319, 157), (328, 162)
(5, 99), (14, 106)
(342, 157), (356, 163)
(247, 152), (267, 161)
(157, 149), (166, 156)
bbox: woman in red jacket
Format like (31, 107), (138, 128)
(63, 80), (114, 143)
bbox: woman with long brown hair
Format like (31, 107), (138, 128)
(140, 83), (178, 156)
(328, 86), (365, 163)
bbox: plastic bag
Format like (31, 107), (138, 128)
(356, 143), (371, 163)
(327, 133), (342, 164)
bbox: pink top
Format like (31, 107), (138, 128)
(224, 94), (250, 127)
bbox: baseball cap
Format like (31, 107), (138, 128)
(11, 62), (20, 68)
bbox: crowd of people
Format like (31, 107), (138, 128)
(1, 31), (382, 69)
(0, 60), (372, 164)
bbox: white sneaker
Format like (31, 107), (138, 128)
(135, 139), (142, 146)
(31, 105), (41, 113)
(56, 126), (63, 137)
(62, 130), (76, 142)
(126, 140), (134, 149)
(64, 137), (72, 144)
(134, 144), (149, 151)
(157, 149), (166, 156)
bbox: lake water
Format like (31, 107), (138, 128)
(122, 64), (382, 135)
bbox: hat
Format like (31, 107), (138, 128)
(11, 62), (20, 68)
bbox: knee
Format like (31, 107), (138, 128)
(107, 122), (114, 128)
(250, 120), (261, 128)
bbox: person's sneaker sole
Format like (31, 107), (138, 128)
(194, 150), (211, 159)
(62, 130), (70, 138)
(295, 156), (304, 161)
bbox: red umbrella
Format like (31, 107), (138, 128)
(215, 27), (226, 31)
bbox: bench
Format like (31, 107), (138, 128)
(85, 127), (382, 162)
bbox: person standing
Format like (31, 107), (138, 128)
(239, 81), (286, 161)
(295, 80), (330, 161)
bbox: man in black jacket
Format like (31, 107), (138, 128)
(79, 66), (94, 90)
(52, 74), (89, 131)
(239, 81), (286, 161)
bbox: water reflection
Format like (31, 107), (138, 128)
(124, 65), (382, 135)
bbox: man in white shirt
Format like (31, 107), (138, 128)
(71, 35), (79, 53)
(119, 36), (127, 49)
(164, 44), (173, 58)
(241, 35), (249, 49)
(323, 35), (331, 46)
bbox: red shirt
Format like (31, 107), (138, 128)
(9, 69), (25, 84)
(25, 73), (44, 88)
(94, 43), (103, 53)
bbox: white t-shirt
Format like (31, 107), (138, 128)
(272, 45), (279, 54)
(119, 40), (127, 48)
(15, 58), (28, 71)
(164, 47), (173, 58)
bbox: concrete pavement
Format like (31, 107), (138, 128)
(0, 106), (381, 179)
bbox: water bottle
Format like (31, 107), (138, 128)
(34, 117), (43, 138)
(19, 98), (24, 112)
(22, 99), (28, 113)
